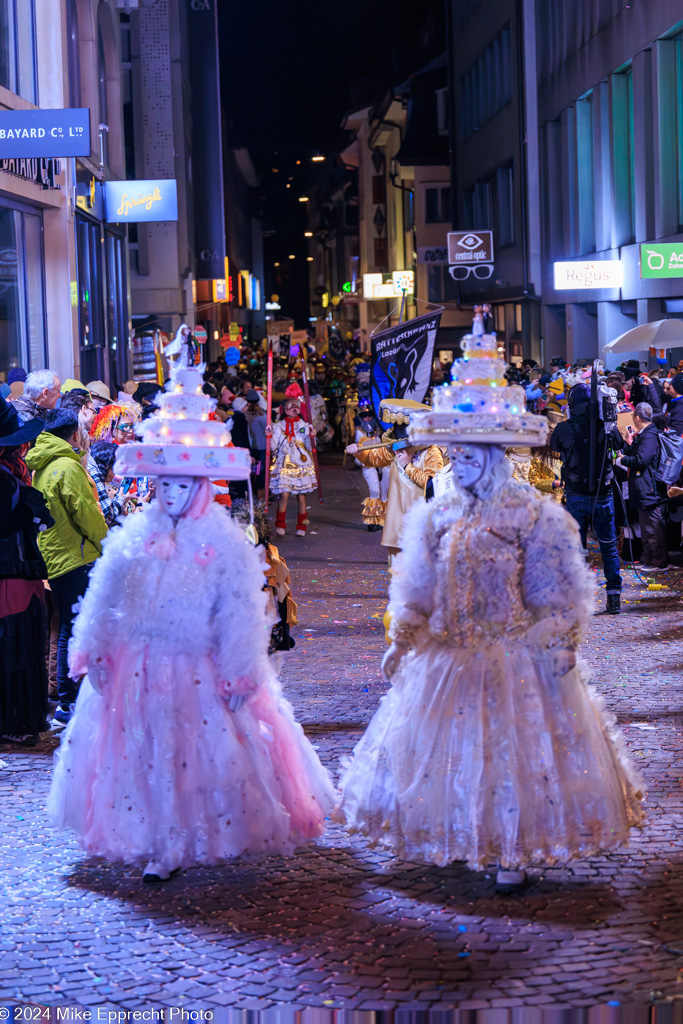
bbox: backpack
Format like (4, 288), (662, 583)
(562, 419), (613, 494)
(654, 430), (683, 486)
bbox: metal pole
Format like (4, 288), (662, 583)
(264, 338), (274, 504)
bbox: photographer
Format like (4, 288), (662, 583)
(551, 383), (624, 614)
(615, 402), (668, 571)
(663, 373), (683, 436)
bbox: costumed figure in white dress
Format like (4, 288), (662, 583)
(353, 400), (389, 532)
(270, 383), (317, 537)
(47, 360), (334, 883)
(346, 398), (446, 561)
(336, 323), (644, 886)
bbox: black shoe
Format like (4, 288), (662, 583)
(366, 524), (382, 532)
(606, 593), (621, 614)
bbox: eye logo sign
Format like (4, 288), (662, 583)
(447, 230), (494, 264)
(458, 234), (484, 250)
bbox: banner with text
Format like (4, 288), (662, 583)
(370, 310), (442, 422)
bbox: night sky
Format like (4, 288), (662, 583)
(219, 0), (444, 325)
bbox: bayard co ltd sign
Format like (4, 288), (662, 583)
(104, 179), (179, 223)
(0, 157), (62, 190)
(0, 109), (90, 158)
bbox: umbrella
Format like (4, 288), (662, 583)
(603, 318), (683, 353)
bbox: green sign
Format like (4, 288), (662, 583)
(342, 281), (352, 293)
(641, 243), (683, 278)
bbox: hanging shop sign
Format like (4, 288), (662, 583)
(553, 260), (623, 290)
(363, 270), (415, 300)
(640, 243), (683, 279)
(0, 157), (63, 190)
(193, 325), (208, 345)
(418, 246), (448, 265)
(447, 230), (494, 264)
(104, 179), (178, 223)
(0, 108), (90, 158)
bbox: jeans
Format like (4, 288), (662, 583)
(565, 490), (622, 593)
(637, 504), (668, 568)
(49, 563), (93, 706)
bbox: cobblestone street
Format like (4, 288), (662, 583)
(2, 457), (683, 1013)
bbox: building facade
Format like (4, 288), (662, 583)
(537, 0), (683, 366)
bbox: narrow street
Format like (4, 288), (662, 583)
(2, 458), (683, 1012)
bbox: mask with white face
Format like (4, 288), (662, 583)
(448, 443), (503, 491)
(157, 475), (200, 518)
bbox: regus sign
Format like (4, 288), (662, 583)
(553, 261), (623, 290)
(640, 243), (683, 279)
(104, 179), (178, 223)
(0, 108), (90, 158)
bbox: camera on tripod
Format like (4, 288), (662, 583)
(597, 383), (618, 423)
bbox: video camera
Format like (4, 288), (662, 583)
(597, 382), (618, 424)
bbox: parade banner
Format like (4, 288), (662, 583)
(370, 310), (442, 421)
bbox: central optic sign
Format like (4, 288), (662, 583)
(104, 179), (178, 223)
(363, 271), (415, 300)
(0, 108), (90, 158)
(447, 230), (494, 264)
(553, 261), (623, 290)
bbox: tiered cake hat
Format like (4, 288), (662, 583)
(408, 320), (548, 447)
(114, 362), (252, 479)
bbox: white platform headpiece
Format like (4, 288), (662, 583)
(409, 320), (548, 448)
(114, 362), (251, 479)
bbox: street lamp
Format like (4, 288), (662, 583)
(304, 231), (313, 237)
(312, 155), (325, 163)
(298, 196), (309, 202)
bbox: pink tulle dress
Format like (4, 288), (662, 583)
(47, 499), (334, 872)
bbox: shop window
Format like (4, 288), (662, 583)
(77, 216), (106, 384)
(427, 266), (460, 303)
(106, 231), (129, 389)
(425, 185), (451, 224)
(574, 93), (595, 254)
(67, 0), (81, 107)
(496, 165), (515, 246)
(611, 69), (635, 245)
(0, 205), (46, 375)
(0, 0), (37, 102)
(460, 24), (512, 139)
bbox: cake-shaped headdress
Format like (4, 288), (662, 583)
(114, 358), (252, 479)
(409, 314), (548, 447)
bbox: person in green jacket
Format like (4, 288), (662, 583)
(26, 409), (108, 728)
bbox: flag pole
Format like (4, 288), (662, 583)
(300, 344), (324, 504)
(264, 338), (274, 505)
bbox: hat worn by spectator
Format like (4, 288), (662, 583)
(245, 389), (261, 403)
(61, 378), (86, 393)
(86, 380), (112, 404)
(671, 373), (683, 395)
(7, 368), (27, 385)
(0, 392), (44, 446)
(9, 381), (24, 399)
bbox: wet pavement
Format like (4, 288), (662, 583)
(2, 455), (683, 1012)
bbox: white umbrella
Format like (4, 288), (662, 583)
(603, 318), (683, 353)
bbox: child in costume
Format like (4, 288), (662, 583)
(353, 401), (389, 532)
(47, 360), (334, 883)
(336, 323), (644, 887)
(346, 398), (445, 560)
(270, 383), (317, 537)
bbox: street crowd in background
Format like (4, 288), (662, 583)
(3, 331), (683, 754)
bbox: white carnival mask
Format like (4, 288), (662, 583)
(157, 475), (200, 518)
(449, 443), (503, 491)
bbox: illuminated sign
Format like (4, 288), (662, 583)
(553, 261), (623, 290)
(363, 271), (415, 300)
(447, 230), (494, 264)
(212, 279), (227, 302)
(265, 301), (281, 310)
(342, 281), (352, 292)
(104, 179), (178, 223)
(641, 243), (683, 279)
(0, 108), (90, 158)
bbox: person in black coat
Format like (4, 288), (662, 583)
(0, 396), (55, 744)
(663, 373), (683, 436)
(616, 401), (667, 570)
(630, 373), (664, 414)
